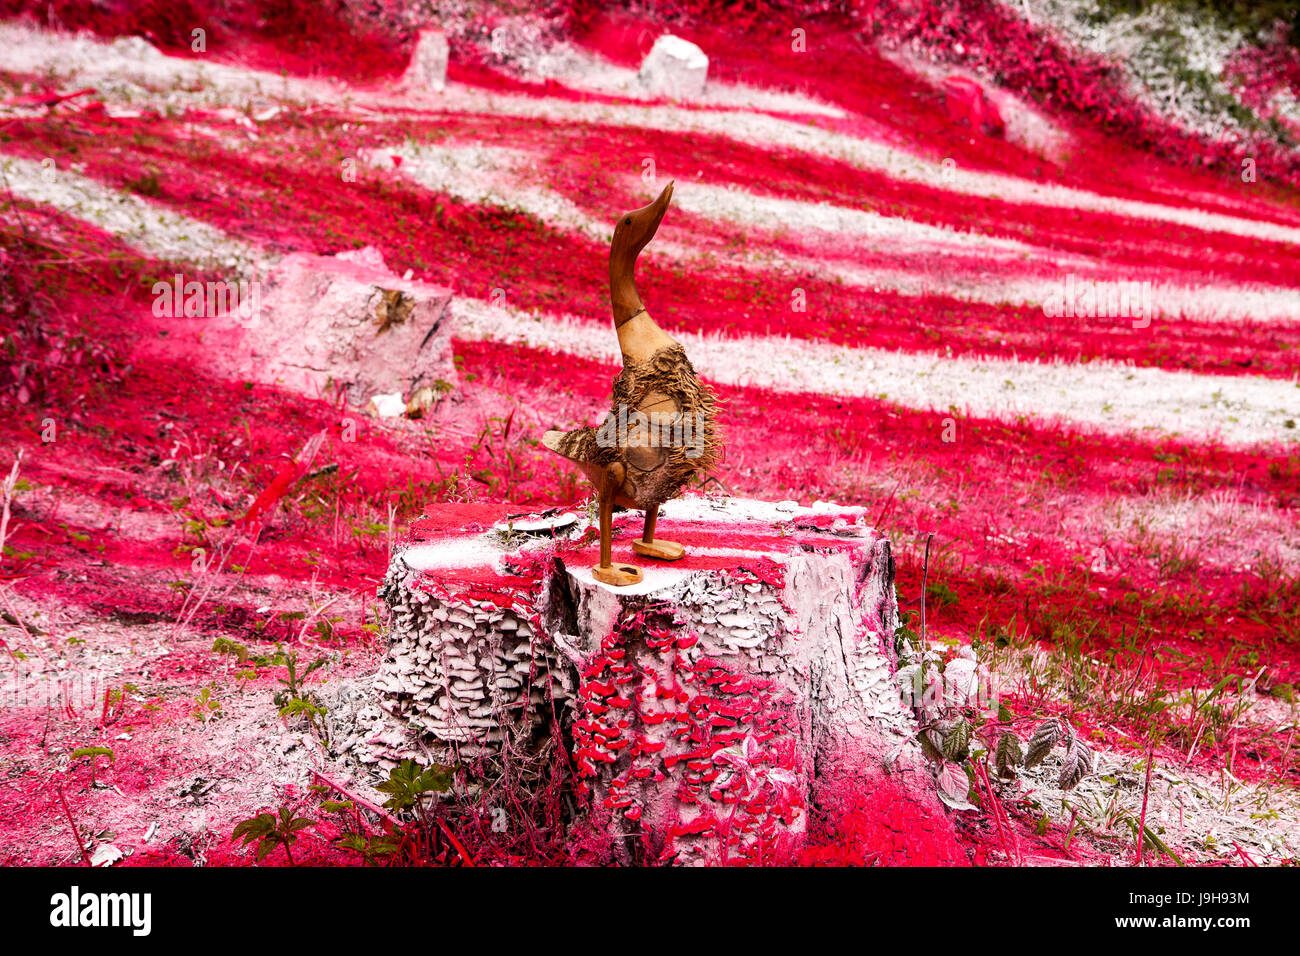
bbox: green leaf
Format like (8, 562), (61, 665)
(278, 697), (326, 720)
(940, 717), (971, 761)
(70, 746), (115, 762)
(1024, 719), (1062, 769)
(376, 759), (454, 811)
(233, 813), (275, 843)
(1128, 818), (1184, 866)
(1196, 675), (1238, 713)
(211, 638), (249, 663)
(995, 732), (1024, 776)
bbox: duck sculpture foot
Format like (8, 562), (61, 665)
(541, 181), (721, 588)
(593, 564), (644, 586)
(630, 504), (684, 561)
(631, 540), (684, 561)
(592, 462), (644, 585)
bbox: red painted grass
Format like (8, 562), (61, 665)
(2, 259), (1293, 868)
(3, 5), (1298, 862)
(0, 0), (408, 82)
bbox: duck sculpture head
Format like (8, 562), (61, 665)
(542, 181), (721, 586)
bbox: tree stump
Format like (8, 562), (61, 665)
(152, 246), (456, 408)
(360, 496), (962, 865)
(251, 246), (456, 405)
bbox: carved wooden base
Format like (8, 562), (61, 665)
(593, 562), (643, 586)
(632, 538), (684, 561)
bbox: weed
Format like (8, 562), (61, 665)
(211, 636), (249, 669)
(191, 685), (221, 723)
(232, 805), (316, 865)
(69, 746), (114, 787)
(327, 760), (458, 865)
(273, 649), (329, 742)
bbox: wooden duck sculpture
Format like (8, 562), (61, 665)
(542, 182), (720, 586)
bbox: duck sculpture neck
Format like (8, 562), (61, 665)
(609, 181), (678, 363)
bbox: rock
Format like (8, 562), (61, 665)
(403, 29), (449, 93)
(639, 35), (709, 99)
(357, 496), (963, 865)
(90, 844), (122, 867)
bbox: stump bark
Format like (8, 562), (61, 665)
(361, 495), (960, 865)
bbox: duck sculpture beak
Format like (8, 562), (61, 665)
(620, 180), (674, 253)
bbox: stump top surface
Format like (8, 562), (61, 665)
(270, 246), (454, 298)
(396, 496), (883, 595)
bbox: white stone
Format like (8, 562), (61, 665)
(639, 34), (708, 99)
(367, 392), (406, 418)
(403, 30), (449, 93)
(90, 844), (123, 867)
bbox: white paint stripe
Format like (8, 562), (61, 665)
(451, 92), (1300, 248)
(363, 143), (606, 239)
(0, 154), (268, 274)
(0, 24), (337, 111)
(671, 180), (1032, 253)
(782, 251), (1300, 322)
(8, 132), (1298, 346)
(8, 153), (1297, 446)
(454, 298), (1300, 447)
